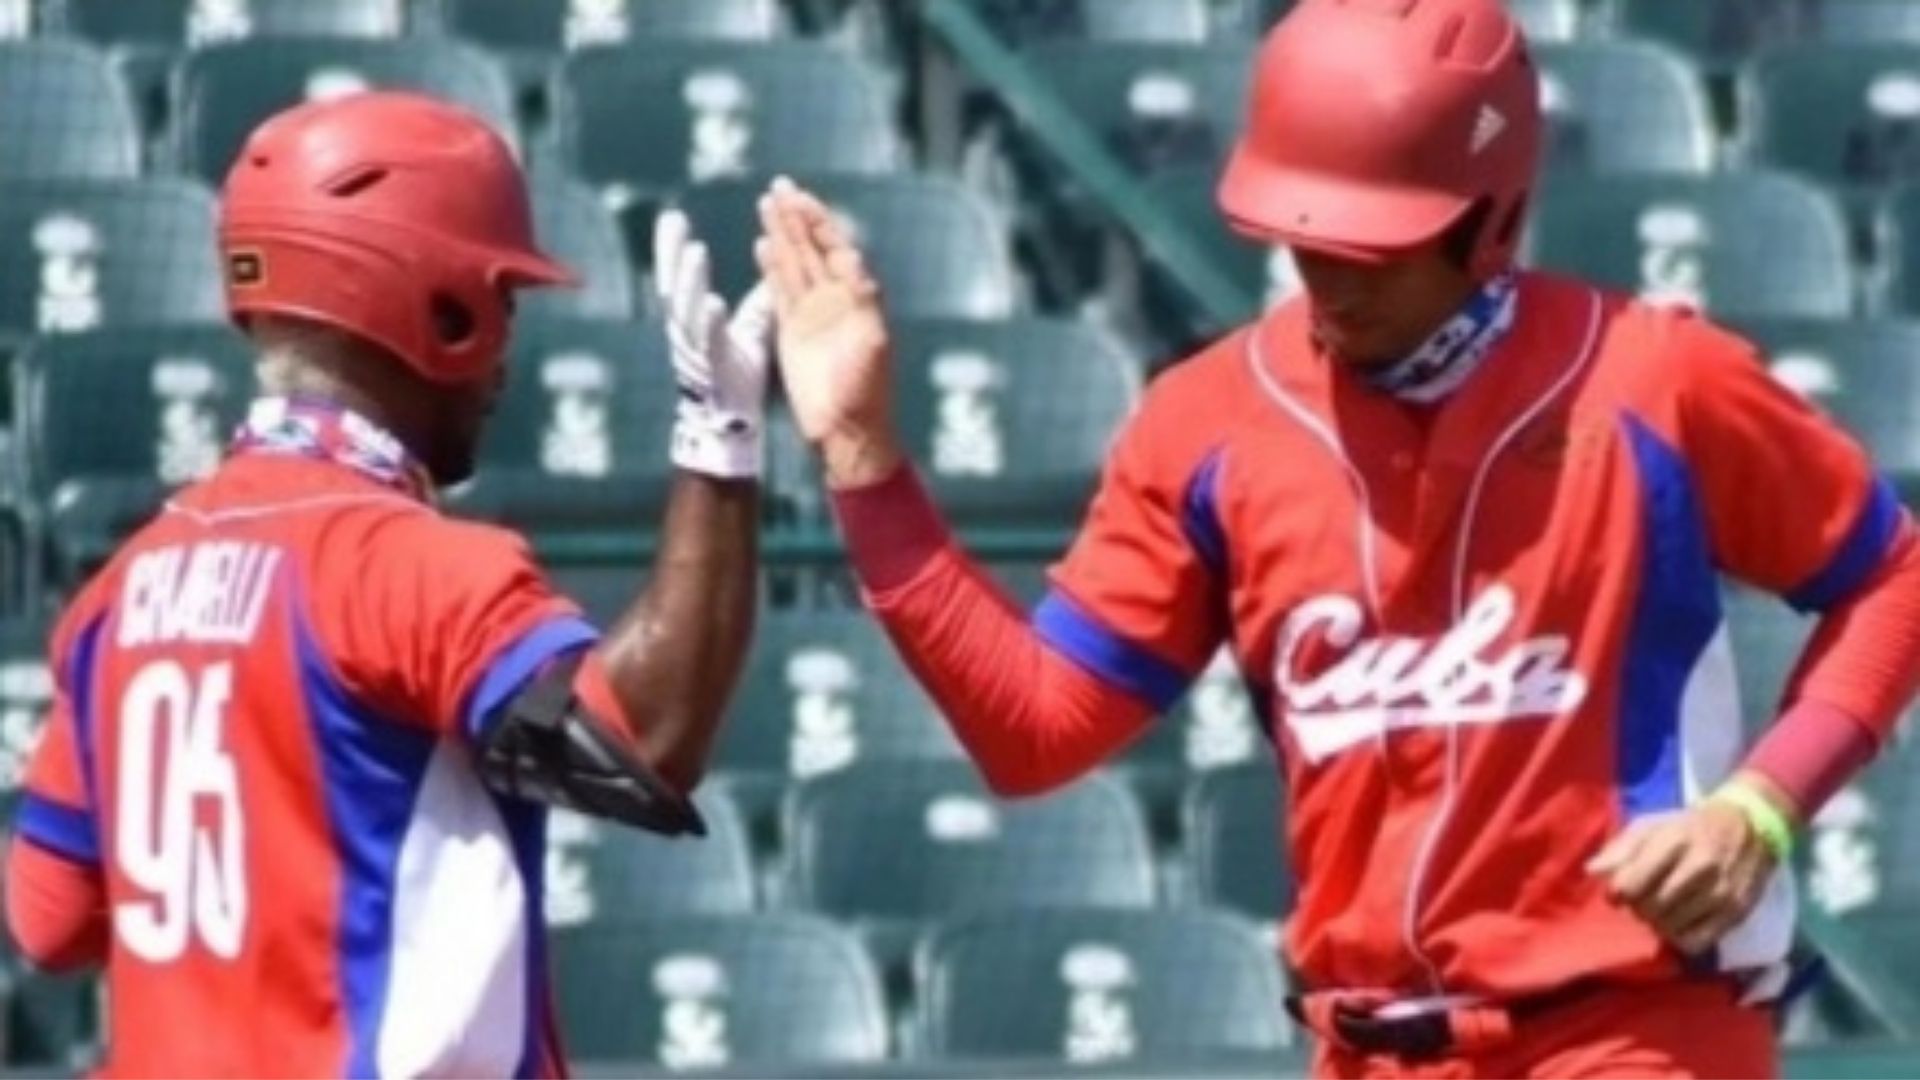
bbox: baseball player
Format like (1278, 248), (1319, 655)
(4, 92), (770, 1076)
(756, 0), (1920, 1075)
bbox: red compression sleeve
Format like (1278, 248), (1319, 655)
(5, 839), (107, 972)
(1742, 523), (1920, 816)
(833, 466), (1154, 796)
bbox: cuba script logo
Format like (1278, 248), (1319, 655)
(1275, 585), (1589, 763)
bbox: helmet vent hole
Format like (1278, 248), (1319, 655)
(326, 166), (389, 199)
(430, 292), (476, 346)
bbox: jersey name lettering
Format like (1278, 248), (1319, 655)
(118, 542), (283, 649)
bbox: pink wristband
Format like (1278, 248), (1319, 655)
(1740, 700), (1880, 819)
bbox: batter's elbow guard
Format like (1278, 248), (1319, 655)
(475, 653), (707, 838)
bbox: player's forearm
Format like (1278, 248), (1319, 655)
(1746, 523), (1920, 818)
(596, 473), (759, 792)
(833, 464), (1152, 795)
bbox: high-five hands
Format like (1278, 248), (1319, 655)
(753, 176), (904, 490)
(656, 208), (774, 480)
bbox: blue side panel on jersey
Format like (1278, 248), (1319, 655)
(1033, 590), (1193, 713)
(17, 792), (99, 864)
(1785, 475), (1902, 613)
(493, 793), (549, 1080)
(294, 615), (435, 1079)
(1181, 449), (1229, 576)
(460, 616), (600, 743)
(1618, 414), (1723, 818)
(67, 613), (107, 814)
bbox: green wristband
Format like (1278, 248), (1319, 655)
(1710, 781), (1795, 862)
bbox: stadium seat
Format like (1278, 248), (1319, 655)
(2, 969), (99, 1069)
(1720, 586), (1814, 737)
(718, 609), (961, 787)
(1743, 44), (1920, 203)
(171, 39), (518, 181)
(969, 0), (1210, 43)
(1603, 0), (1803, 76)
(888, 317), (1138, 529)
(0, 41), (139, 180)
(454, 316), (677, 535)
(1739, 316), (1920, 474)
(1017, 42), (1252, 176)
(782, 763), (1156, 933)
(1183, 765), (1289, 924)
(552, 42), (901, 202)
(0, 178), (224, 343)
(543, 792), (755, 928)
(53, 0), (400, 44)
(1138, 164), (1298, 344)
(0, 617), (52, 821)
(1875, 186), (1920, 317)
(672, 174), (1019, 320)
(1504, 0), (1580, 42)
(1121, 650), (1270, 825)
(912, 909), (1289, 1062)
(1533, 41), (1715, 176)
(1526, 172), (1854, 319)
(1800, 729), (1920, 998)
(15, 324), (254, 577)
(436, 0), (782, 51)
(0, 0), (24, 38)
(528, 174), (636, 319)
(549, 914), (889, 1066)
(1812, 0), (1920, 43)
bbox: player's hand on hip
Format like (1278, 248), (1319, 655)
(754, 175), (903, 490)
(656, 206), (774, 480)
(1587, 789), (1783, 956)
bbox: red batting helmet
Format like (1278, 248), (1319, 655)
(1217, 0), (1541, 279)
(218, 91), (574, 385)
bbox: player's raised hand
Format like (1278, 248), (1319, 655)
(754, 176), (903, 489)
(1587, 780), (1786, 956)
(656, 207), (773, 480)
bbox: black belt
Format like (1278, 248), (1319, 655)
(1289, 979), (1605, 1062)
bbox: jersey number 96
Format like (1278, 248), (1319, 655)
(113, 660), (248, 963)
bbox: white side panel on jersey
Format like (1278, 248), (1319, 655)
(378, 743), (529, 1078)
(1680, 624), (1796, 972)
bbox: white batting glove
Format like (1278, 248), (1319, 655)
(655, 209), (774, 480)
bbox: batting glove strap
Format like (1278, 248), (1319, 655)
(671, 396), (763, 479)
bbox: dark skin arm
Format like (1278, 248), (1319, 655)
(594, 472), (758, 794)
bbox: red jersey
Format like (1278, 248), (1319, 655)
(1038, 272), (1901, 995)
(14, 402), (598, 1076)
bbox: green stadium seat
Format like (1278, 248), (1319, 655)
(171, 39), (518, 181)
(1813, 0), (1920, 42)
(1019, 42), (1252, 176)
(1720, 586), (1813, 737)
(1138, 164), (1298, 345)
(1875, 187), (1920, 316)
(1602, 0), (1803, 76)
(0, 41), (139, 180)
(15, 324), (254, 579)
(1504, 0), (1580, 42)
(436, 0), (782, 51)
(1120, 650), (1270, 828)
(1739, 317), (1920, 473)
(673, 174), (1019, 320)
(0, 178), (224, 343)
(970, 0), (1210, 43)
(55, 0), (400, 44)
(1533, 41), (1715, 176)
(0, 617), (51, 822)
(543, 791), (755, 928)
(1183, 765), (1289, 924)
(549, 914), (889, 1066)
(454, 316), (677, 535)
(528, 175), (636, 319)
(719, 609), (961, 787)
(1527, 172), (1854, 319)
(552, 42), (901, 203)
(1743, 44), (1920, 202)
(888, 317), (1138, 529)
(2, 969), (98, 1070)
(912, 909), (1289, 1062)
(782, 763), (1155, 937)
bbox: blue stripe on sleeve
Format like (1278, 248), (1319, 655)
(1033, 589), (1194, 713)
(1181, 450), (1228, 576)
(1786, 476), (1902, 613)
(462, 616), (601, 742)
(16, 792), (99, 865)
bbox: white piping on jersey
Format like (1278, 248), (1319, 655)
(1245, 289), (1605, 995)
(161, 491), (426, 525)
